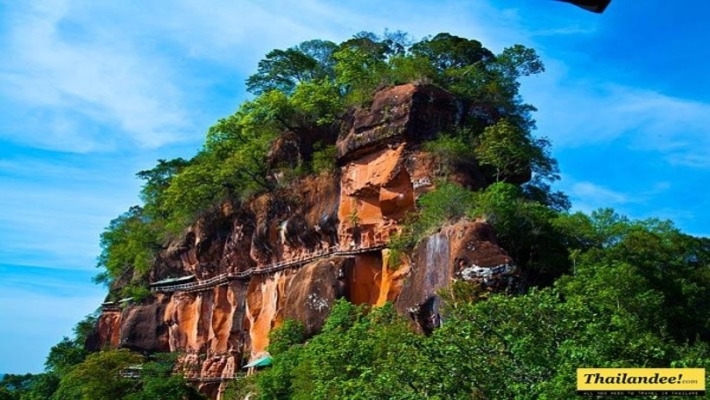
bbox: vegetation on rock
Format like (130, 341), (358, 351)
(12, 30), (705, 399)
(0, 315), (204, 400)
(257, 212), (710, 398)
(92, 31), (553, 292)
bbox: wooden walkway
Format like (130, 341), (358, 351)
(184, 375), (243, 383)
(120, 371), (242, 383)
(151, 242), (386, 293)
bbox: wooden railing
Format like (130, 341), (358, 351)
(184, 375), (244, 383)
(151, 242), (387, 294)
(120, 370), (242, 382)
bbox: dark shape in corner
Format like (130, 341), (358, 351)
(557, 0), (612, 13)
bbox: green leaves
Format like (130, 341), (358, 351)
(246, 40), (338, 95)
(423, 133), (475, 173)
(289, 80), (344, 127)
(45, 337), (88, 377)
(410, 33), (495, 74)
(125, 354), (205, 400)
(416, 181), (477, 229)
(96, 32), (554, 293)
(136, 158), (190, 220)
(95, 206), (158, 287)
(52, 349), (143, 400)
(333, 37), (390, 105)
(258, 302), (431, 400)
(268, 320), (306, 356)
(49, 350), (205, 400)
(475, 119), (557, 183)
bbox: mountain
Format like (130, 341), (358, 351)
(88, 83), (520, 398)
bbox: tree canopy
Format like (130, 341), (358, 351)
(74, 30), (710, 399)
(255, 209), (710, 399)
(94, 30), (554, 294)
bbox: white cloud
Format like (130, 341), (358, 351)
(562, 177), (679, 218)
(0, 0), (529, 154)
(0, 157), (141, 270)
(524, 64), (710, 169)
(0, 281), (104, 373)
(570, 181), (629, 208)
(0, 1), (189, 152)
(150, 0), (524, 63)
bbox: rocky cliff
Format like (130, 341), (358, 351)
(90, 84), (519, 399)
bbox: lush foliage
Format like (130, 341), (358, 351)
(390, 181), (477, 254)
(51, 350), (204, 400)
(422, 133), (475, 174)
(94, 206), (158, 289)
(94, 30), (554, 298)
(391, 181), (566, 284)
(255, 212), (710, 399)
(76, 30), (710, 400)
(475, 119), (557, 183)
(1, 315), (203, 400)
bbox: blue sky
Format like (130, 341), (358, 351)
(1, 0), (708, 374)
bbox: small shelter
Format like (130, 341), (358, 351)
(242, 354), (272, 376)
(149, 275), (195, 288)
(101, 301), (121, 312)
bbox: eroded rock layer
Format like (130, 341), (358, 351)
(91, 84), (519, 399)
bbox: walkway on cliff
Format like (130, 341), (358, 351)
(184, 375), (243, 383)
(150, 241), (387, 294)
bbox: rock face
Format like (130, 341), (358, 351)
(395, 219), (518, 334)
(336, 84), (458, 162)
(92, 84), (520, 399)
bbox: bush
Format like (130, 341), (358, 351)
(423, 132), (475, 173)
(406, 181), (477, 244)
(95, 206), (158, 286)
(268, 320), (306, 356)
(311, 144), (337, 174)
(119, 285), (152, 304)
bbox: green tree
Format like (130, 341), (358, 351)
(255, 301), (434, 399)
(45, 314), (96, 377)
(246, 40), (338, 95)
(422, 132), (475, 174)
(333, 33), (392, 105)
(268, 320), (306, 356)
(95, 206), (158, 286)
(23, 373), (60, 400)
(159, 100), (280, 231)
(415, 181), (477, 231)
(558, 210), (710, 342)
(45, 337), (87, 377)
(0, 374), (34, 399)
(125, 354), (205, 400)
(475, 118), (557, 183)
(52, 349), (143, 400)
(288, 79), (344, 129)
(311, 144), (337, 173)
(289, 302), (427, 400)
(136, 158), (191, 220)
(410, 32), (495, 75)
(389, 181), (478, 255)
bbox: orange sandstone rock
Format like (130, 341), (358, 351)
(91, 83), (517, 399)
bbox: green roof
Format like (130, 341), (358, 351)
(150, 275), (195, 286)
(242, 355), (272, 369)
